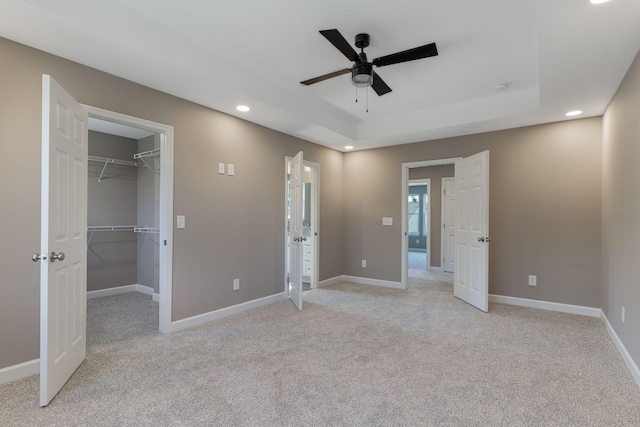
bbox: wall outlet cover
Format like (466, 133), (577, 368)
(177, 215), (186, 229)
(362, 260), (367, 268)
(382, 217), (393, 226)
(218, 163), (225, 175)
(528, 275), (537, 286)
(233, 278), (239, 291)
(228, 164), (235, 176)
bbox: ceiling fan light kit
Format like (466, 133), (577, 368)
(301, 29), (438, 98)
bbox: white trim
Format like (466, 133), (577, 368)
(153, 293), (160, 302)
(401, 158), (462, 290)
(0, 359), (39, 385)
(489, 294), (601, 317)
(600, 311), (640, 388)
(341, 275), (404, 289)
(87, 284), (154, 299)
(82, 105), (174, 334)
(168, 292), (287, 333)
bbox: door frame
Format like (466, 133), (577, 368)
(83, 105), (174, 333)
(407, 179), (431, 274)
(401, 158), (461, 289)
(284, 156), (320, 293)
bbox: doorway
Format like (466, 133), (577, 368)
(83, 105), (174, 333)
(401, 158), (460, 289)
(407, 180), (430, 278)
(285, 157), (320, 299)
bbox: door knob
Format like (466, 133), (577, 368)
(301, 237), (307, 242)
(32, 253), (47, 262)
(50, 252), (65, 262)
(477, 237), (485, 242)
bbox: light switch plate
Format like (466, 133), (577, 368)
(177, 215), (186, 229)
(218, 163), (225, 175)
(382, 217), (393, 226)
(228, 164), (235, 176)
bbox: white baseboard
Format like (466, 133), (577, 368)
(87, 284), (154, 299)
(342, 275), (404, 289)
(429, 266), (444, 273)
(600, 311), (640, 388)
(169, 292), (287, 333)
(318, 275), (404, 290)
(153, 293), (160, 302)
(0, 359), (39, 385)
(489, 294), (601, 317)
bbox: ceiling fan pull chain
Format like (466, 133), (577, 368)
(366, 87), (369, 113)
(355, 85), (358, 103)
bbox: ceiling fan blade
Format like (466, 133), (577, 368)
(373, 42), (438, 68)
(300, 68), (351, 86)
(371, 71), (392, 96)
(320, 29), (359, 62)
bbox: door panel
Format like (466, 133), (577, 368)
(453, 151), (489, 312)
(40, 75), (88, 406)
(288, 151), (303, 310)
(442, 178), (456, 273)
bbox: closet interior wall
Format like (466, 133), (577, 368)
(87, 130), (159, 293)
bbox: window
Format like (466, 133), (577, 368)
(408, 186), (428, 237)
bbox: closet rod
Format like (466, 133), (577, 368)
(87, 225), (136, 246)
(88, 156), (140, 182)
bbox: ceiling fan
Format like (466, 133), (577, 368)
(301, 29), (438, 96)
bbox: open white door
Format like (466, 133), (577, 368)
(39, 75), (88, 406)
(442, 177), (456, 273)
(453, 151), (489, 312)
(288, 151), (304, 310)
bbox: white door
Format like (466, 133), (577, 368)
(442, 177), (456, 273)
(39, 75), (88, 406)
(453, 151), (489, 312)
(288, 152), (304, 310)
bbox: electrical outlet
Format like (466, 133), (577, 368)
(233, 278), (239, 291)
(621, 306), (625, 324)
(362, 260), (367, 268)
(218, 163), (225, 175)
(528, 275), (537, 286)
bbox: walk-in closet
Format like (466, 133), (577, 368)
(87, 120), (161, 312)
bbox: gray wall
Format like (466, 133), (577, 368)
(344, 118), (603, 309)
(87, 131), (138, 291)
(0, 37), (344, 370)
(601, 49), (640, 370)
(137, 134), (160, 293)
(409, 165), (455, 267)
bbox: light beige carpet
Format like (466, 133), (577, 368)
(1, 275), (639, 426)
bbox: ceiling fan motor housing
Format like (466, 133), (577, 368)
(352, 63), (373, 87)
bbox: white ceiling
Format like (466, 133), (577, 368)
(2, 0), (639, 151)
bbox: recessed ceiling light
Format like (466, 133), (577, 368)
(345, 145), (354, 150)
(566, 110), (582, 117)
(236, 105), (250, 112)
(590, 0), (611, 4)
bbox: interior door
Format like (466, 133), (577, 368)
(288, 151), (304, 310)
(453, 151), (489, 312)
(442, 177), (456, 273)
(39, 75), (88, 406)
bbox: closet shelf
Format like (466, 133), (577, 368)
(88, 155), (140, 182)
(133, 149), (160, 177)
(134, 226), (159, 234)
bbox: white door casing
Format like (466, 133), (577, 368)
(40, 75), (88, 406)
(288, 151), (304, 310)
(442, 177), (456, 273)
(453, 151), (489, 312)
